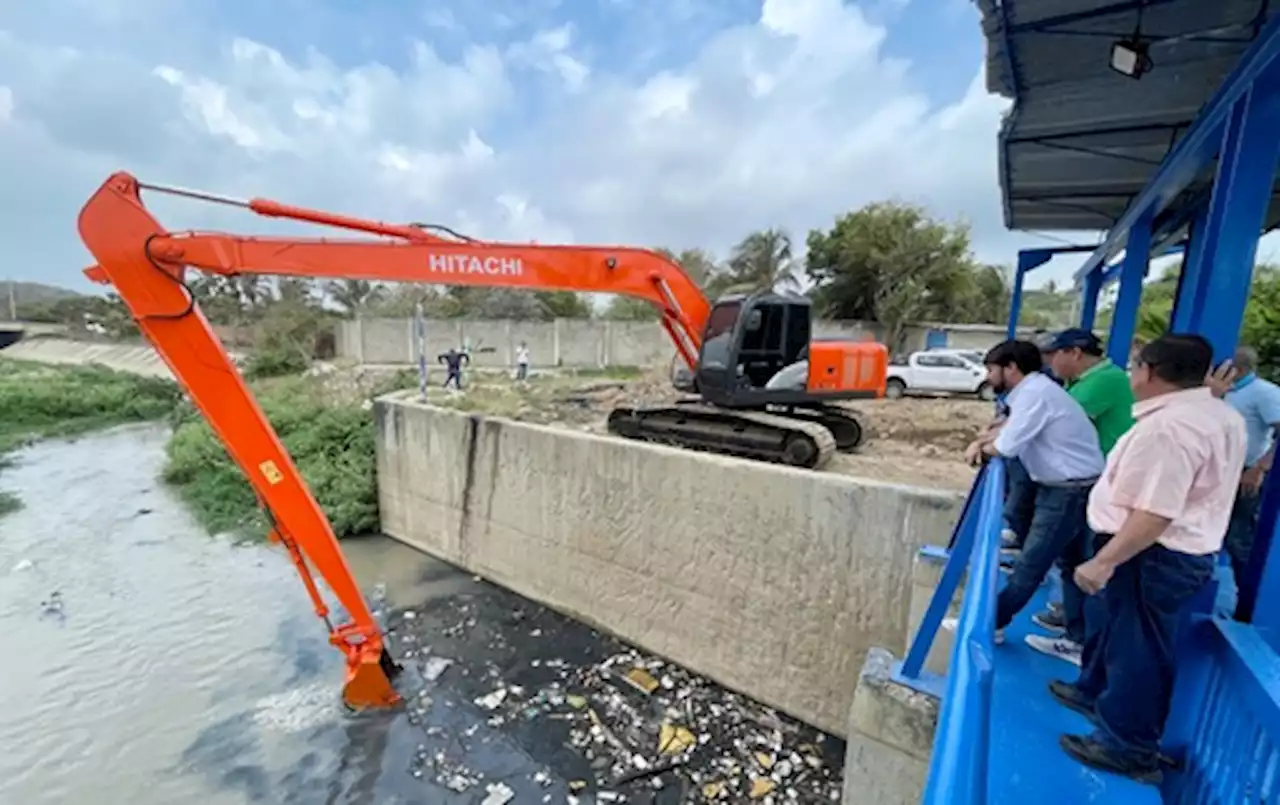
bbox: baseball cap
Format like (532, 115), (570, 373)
(1042, 328), (1103, 354)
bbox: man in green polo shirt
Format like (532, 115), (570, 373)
(1024, 328), (1136, 665)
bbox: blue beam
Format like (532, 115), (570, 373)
(1107, 215), (1152, 367)
(1188, 88), (1280, 361)
(1170, 206), (1210, 331)
(1008, 249), (1055, 338)
(1073, 12), (1280, 286)
(1080, 270), (1102, 331)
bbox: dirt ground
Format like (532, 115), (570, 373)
(316, 362), (987, 492)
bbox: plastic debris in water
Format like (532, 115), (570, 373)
(423, 656), (453, 681)
(12, 559), (33, 573)
(481, 782), (514, 805)
(475, 688), (508, 710)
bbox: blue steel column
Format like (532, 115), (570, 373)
(1079, 269), (1102, 331)
(1170, 206), (1210, 332)
(1199, 82), (1280, 637)
(1009, 250), (1051, 339)
(1186, 87), (1280, 362)
(1106, 216), (1152, 367)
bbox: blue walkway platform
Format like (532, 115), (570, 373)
(989, 582), (1162, 805)
(988, 566), (1238, 805)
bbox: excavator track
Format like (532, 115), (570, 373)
(781, 405), (867, 452)
(606, 402), (838, 470)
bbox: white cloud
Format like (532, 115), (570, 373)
(0, 0), (1091, 295)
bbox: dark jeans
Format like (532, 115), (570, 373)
(516, 363), (529, 381)
(1003, 457), (1037, 546)
(996, 481), (1092, 643)
(1076, 539), (1215, 763)
(1225, 486), (1261, 619)
(443, 370), (462, 389)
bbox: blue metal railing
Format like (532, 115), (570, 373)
(1163, 619), (1280, 804)
(897, 458), (1007, 805)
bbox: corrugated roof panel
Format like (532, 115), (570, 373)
(974, 0), (1279, 231)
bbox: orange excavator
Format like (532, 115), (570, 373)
(76, 172), (889, 709)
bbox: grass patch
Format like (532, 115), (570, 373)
(162, 373), (415, 540)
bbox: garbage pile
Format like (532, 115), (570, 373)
(385, 586), (844, 803)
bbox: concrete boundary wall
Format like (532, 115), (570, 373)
(340, 317), (1025, 368)
(374, 395), (964, 734)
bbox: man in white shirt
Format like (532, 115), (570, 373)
(515, 341), (531, 381)
(965, 340), (1106, 648)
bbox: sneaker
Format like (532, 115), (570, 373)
(1032, 610), (1067, 635)
(1025, 634), (1082, 666)
(1000, 528), (1020, 550)
(941, 617), (1004, 645)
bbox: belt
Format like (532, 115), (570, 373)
(1038, 476), (1099, 489)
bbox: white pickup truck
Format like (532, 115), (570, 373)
(885, 350), (994, 400)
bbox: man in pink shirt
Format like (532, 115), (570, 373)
(1048, 334), (1246, 784)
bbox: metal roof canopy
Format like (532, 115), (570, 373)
(1070, 6), (1280, 283)
(979, 0), (1280, 234)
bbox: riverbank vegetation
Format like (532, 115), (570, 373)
(0, 358), (185, 515)
(162, 371), (416, 539)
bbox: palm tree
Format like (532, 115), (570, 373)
(722, 228), (800, 294)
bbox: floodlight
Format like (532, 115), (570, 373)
(1110, 38), (1152, 79)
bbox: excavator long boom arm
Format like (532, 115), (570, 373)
(75, 172), (712, 709)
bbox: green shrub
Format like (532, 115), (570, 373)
(243, 344), (309, 380)
(0, 360), (183, 451)
(0, 490), (19, 517)
(163, 378), (379, 539)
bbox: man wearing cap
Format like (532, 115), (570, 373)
(1024, 328), (1137, 665)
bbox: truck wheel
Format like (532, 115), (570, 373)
(885, 378), (906, 400)
(977, 382), (996, 402)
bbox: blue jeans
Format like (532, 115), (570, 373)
(1224, 487), (1260, 619)
(996, 482), (1092, 642)
(1076, 540), (1215, 763)
(1003, 457), (1037, 546)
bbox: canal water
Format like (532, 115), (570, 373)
(0, 424), (844, 804)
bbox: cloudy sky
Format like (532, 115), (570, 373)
(2, 0), (1136, 294)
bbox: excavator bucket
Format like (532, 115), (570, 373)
(342, 647), (404, 711)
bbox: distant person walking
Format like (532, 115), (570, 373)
(1053, 334), (1246, 784)
(1207, 345), (1280, 619)
(515, 341), (531, 381)
(962, 340), (1105, 645)
(439, 347), (469, 390)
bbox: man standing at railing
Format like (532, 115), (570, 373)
(1052, 333), (1245, 785)
(1023, 328), (1137, 664)
(962, 340), (1105, 646)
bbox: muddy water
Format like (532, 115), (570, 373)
(0, 424), (847, 804)
(0, 424), (449, 804)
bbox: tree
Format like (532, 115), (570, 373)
(719, 229), (799, 294)
(805, 201), (978, 352)
(603, 295), (659, 320)
(535, 291), (591, 319)
(327, 279), (385, 318)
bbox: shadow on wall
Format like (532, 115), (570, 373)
(371, 396), (965, 736)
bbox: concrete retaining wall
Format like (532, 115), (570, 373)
(338, 317), (1023, 368)
(0, 337), (176, 378)
(373, 395), (964, 734)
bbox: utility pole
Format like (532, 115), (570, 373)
(4, 279), (14, 322)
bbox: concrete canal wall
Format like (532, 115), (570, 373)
(373, 394), (964, 735)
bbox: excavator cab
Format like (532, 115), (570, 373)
(694, 292), (887, 409)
